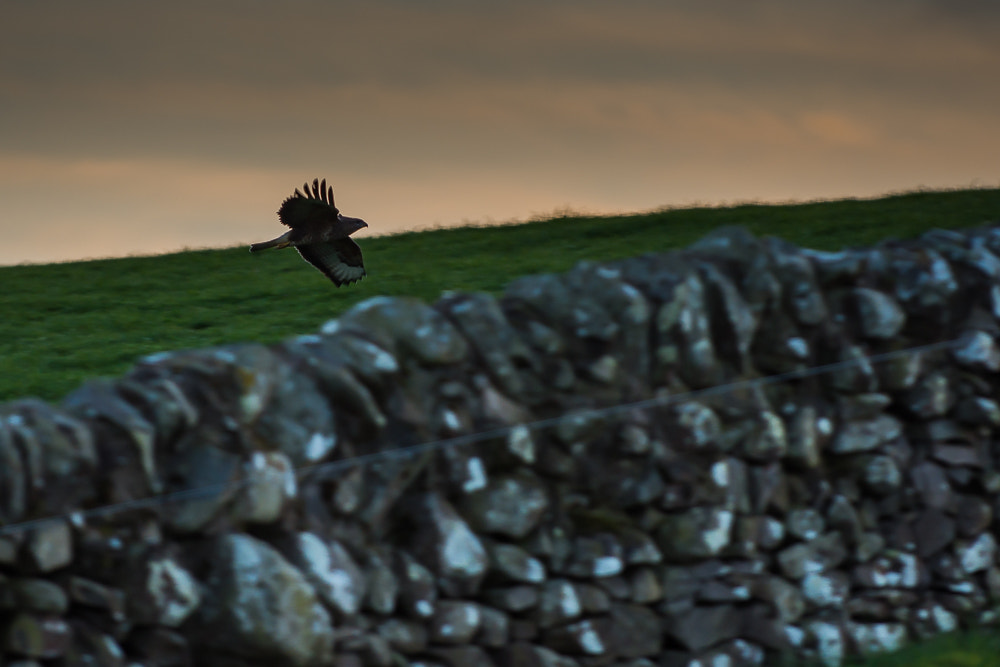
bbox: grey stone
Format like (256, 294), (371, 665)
(847, 623), (908, 656)
(394, 550), (436, 619)
(534, 579), (583, 628)
(376, 618), (427, 654)
(563, 534), (624, 578)
(777, 533), (847, 579)
(286, 533), (366, 617)
(439, 292), (539, 397)
(863, 455), (902, 495)
(662, 604), (742, 652)
(476, 605), (511, 648)
(429, 600), (482, 644)
(854, 288), (906, 338)
(853, 551), (923, 589)
(670, 401), (723, 450)
(127, 552), (202, 627)
(804, 620), (845, 667)
(483, 585), (539, 613)
(233, 451), (296, 524)
(3, 613), (71, 659)
(331, 296), (469, 365)
(786, 508), (825, 541)
(913, 509), (956, 558)
(786, 405), (823, 468)
(463, 472), (549, 539)
(409, 492), (487, 596)
(904, 373), (953, 417)
(487, 542), (546, 583)
(197, 534), (334, 666)
(542, 618), (609, 657)
(23, 521), (73, 573)
(955, 533), (997, 573)
(911, 462), (953, 510)
(801, 571), (850, 608)
(656, 507), (734, 560)
(7, 579), (68, 615)
(829, 415), (902, 453)
(750, 575), (805, 623)
(953, 330), (1000, 371)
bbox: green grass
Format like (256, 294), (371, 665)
(2, 187), (1000, 404)
(2, 186), (1000, 663)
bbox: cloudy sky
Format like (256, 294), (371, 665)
(1, 1), (997, 266)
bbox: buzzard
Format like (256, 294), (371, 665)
(250, 178), (368, 286)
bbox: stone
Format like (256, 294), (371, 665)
(482, 586), (539, 613)
(913, 509), (956, 558)
(853, 551), (923, 589)
(196, 534), (334, 666)
(739, 411), (788, 461)
(776, 533), (847, 579)
(233, 451), (296, 523)
(3, 614), (71, 659)
(463, 472), (549, 539)
(952, 330), (1000, 371)
(862, 455), (902, 495)
(662, 604), (741, 652)
(910, 602), (958, 640)
(332, 296), (469, 365)
(438, 292), (539, 397)
(7, 579), (68, 615)
(22, 521), (73, 573)
(804, 620), (845, 667)
(430, 600), (482, 644)
(829, 415), (902, 454)
(847, 623), (908, 656)
(955, 533), (997, 573)
(911, 462), (953, 510)
(487, 542), (546, 583)
(786, 508), (825, 541)
(801, 571), (850, 608)
(786, 405), (823, 468)
(67, 576), (125, 618)
(563, 534), (624, 578)
(542, 619), (609, 657)
(394, 550), (436, 619)
(425, 645), (496, 667)
(854, 288), (906, 338)
(476, 605), (511, 648)
(409, 492), (488, 596)
(750, 575), (806, 623)
(376, 618), (428, 654)
(534, 579), (583, 628)
(364, 549), (400, 615)
(128, 552), (202, 627)
(286, 533), (366, 617)
(955, 496), (993, 537)
(656, 507), (734, 560)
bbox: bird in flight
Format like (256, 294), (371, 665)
(250, 178), (368, 286)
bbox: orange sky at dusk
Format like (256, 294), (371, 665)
(1, 0), (998, 266)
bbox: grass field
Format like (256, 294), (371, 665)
(2, 186), (1000, 665)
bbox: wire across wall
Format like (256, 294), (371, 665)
(0, 336), (969, 537)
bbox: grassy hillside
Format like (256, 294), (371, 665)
(2, 187), (1000, 404)
(2, 186), (1000, 665)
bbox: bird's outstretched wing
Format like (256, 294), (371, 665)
(277, 178), (340, 229)
(296, 239), (366, 286)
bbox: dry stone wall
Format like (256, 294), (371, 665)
(2, 224), (1000, 666)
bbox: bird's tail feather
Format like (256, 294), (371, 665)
(249, 235), (293, 252)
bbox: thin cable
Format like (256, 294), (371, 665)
(0, 336), (964, 537)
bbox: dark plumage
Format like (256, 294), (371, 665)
(250, 178), (368, 286)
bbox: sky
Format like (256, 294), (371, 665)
(1, 0), (998, 266)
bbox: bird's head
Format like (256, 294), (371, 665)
(338, 214), (369, 236)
